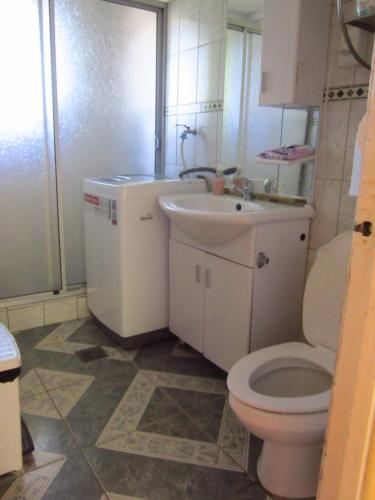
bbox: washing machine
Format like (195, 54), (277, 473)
(83, 175), (205, 348)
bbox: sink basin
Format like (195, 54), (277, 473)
(159, 193), (314, 246)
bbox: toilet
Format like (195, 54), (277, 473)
(227, 232), (352, 499)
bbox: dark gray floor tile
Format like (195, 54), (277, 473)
(248, 434), (263, 482)
(134, 339), (226, 380)
(53, 377), (136, 449)
(41, 454), (105, 500)
(15, 324), (59, 360)
(22, 410), (79, 458)
(161, 387), (226, 441)
(69, 319), (116, 347)
(137, 388), (210, 442)
(0, 473), (17, 497)
(86, 446), (266, 500)
(31, 349), (136, 388)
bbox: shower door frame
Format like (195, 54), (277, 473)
(0, 0), (166, 307)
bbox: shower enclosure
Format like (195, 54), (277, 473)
(0, 0), (163, 299)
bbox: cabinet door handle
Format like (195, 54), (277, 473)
(195, 265), (201, 283)
(205, 269), (211, 288)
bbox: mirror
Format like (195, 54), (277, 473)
(222, 0), (319, 201)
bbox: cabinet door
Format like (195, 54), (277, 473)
(169, 240), (204, 352)
(260, 0), (330, 107)
(203, 254), (253, 372)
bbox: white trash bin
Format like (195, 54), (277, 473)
(0, 323), (22, 475)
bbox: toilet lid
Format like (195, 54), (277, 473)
(303, 232), (352, 352)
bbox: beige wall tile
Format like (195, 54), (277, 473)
(316, 100), (351, 180)
(8, 304), (44, 332)
(44, 298), (77, 326)
(77, 296), (91, 320)
(338, 181), (357, 234)
(354, 32), (373, 85)
(0, 309), (9, 327)
(325, 25), (356, 88)
(310, 179), (341, 250)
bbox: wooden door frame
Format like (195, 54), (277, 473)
(318, 46), (375, 499)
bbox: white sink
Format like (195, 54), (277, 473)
(159, 193), (314, 246)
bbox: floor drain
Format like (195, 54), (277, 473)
(76, 346), (108, 362)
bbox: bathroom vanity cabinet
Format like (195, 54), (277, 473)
(260, 0), (331, 107)
(169, 219), (310, 372)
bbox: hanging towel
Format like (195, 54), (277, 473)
(349, 112), (368, 197)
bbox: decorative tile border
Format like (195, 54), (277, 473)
(2, 459), (66, 500)
(324, 85), (369, 101)
(96, 370), (249, 471)
(165, 100), (223, 116)
(34, 319), (138, 362)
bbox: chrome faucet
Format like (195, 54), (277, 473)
(233, 178), (254, 201)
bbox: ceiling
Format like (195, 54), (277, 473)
(228, 0), (264, 16)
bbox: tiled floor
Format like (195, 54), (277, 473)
(0, 319), (268, 500)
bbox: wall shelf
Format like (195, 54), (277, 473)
(256, 155), (315, 166)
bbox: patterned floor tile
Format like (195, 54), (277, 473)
(14, 325), (59, 360)
(96, 370), (249, 472)
(35, 319), (138, 362)
(8, 318), (266, 499)
(49, 376), (136, 449)
(22, 369), (94, 419)
(22, 450), (66, 474)
(36, 368), (94, 393)
(159, 387), (226, 440)
(1, 454), (105, 500)
(40, 454), (105, 500)
(171, 342), (203, 359)
(103, 495), (147, 500)
(21, 410), (80, 458)
(86, 446), (267, 500)
(20, 369), (45, 398)
(21, 392), (61, 420)
(133, 339), (226, 380)
(28, 347), (136, 390)
(1, 458), (66, 500)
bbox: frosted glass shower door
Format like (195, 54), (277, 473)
(0, 0), (61, 299)
(54, 0), (158, 285)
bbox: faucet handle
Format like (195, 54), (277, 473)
(232, 177), (254, 200)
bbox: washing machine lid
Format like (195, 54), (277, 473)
(303, 232), (352, 352)
(88, 174), (168, 186)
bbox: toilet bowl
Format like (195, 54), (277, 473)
(227, 232), (352, 499)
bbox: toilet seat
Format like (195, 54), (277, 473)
(227, 342), (336, 414)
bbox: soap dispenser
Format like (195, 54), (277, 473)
(212, 169), (225, 195)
